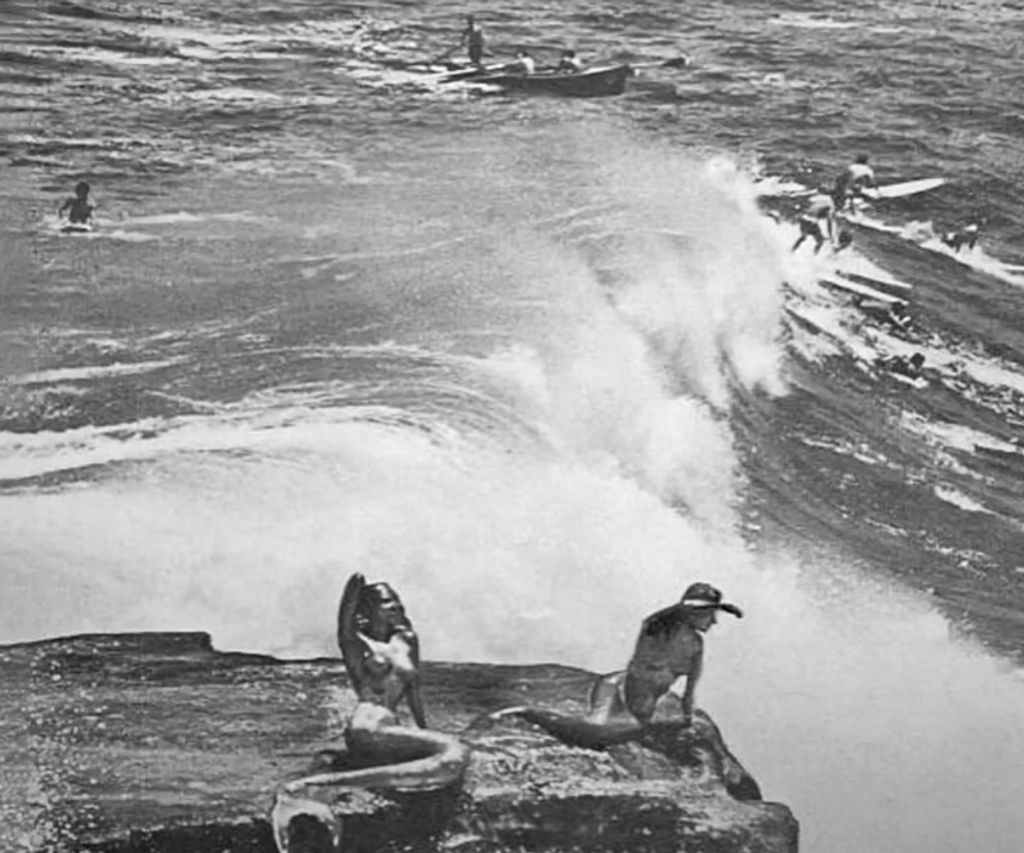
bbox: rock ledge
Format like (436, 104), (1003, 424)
(0, 632), (798, 852)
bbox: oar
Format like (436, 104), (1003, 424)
(429, 44), (460, 64)
(433, 61), (507, 84)
(629, 55), (692, 71)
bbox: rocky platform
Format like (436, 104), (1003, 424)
(0, 632), (798, 852)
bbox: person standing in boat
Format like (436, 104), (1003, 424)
(557, 49), (584, 73)
(832, 154), (877, 212)
(459, 15), (486, 66)
(792, 187), (837, 254)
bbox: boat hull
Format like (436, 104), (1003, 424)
(474, 65), (633, 98)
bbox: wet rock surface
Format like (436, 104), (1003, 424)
(0, 632), (798, 852)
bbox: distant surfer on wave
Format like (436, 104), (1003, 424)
(832, 154), (877, 212)
(588, 582), (743, 728)
(941, 221), (981, 253)
(58, 180), (94, 226)
(879, 351), (925, 380)
(792, 187), (837, 254)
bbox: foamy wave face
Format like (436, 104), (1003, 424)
(0, 419), (740, 666)
(439, 142), (791, 525)
(705, 551), (1024, 853)
(1, 129), (794, 652)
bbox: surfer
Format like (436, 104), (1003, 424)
(557, 49), (584, 73)
(880, 351), (925, 379)
(58, 180), (94, 225)
(832, 154), (877, 212)
(792, 188), (837, 254)
(941, 222), (981, 253)
(459, 15), (486, 66)
(885, 301), (912, 333)
(589, 582), (743, 727)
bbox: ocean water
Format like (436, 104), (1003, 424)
(3, 1), (1024, 851)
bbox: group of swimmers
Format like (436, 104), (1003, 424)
(457, 15), (584, 75)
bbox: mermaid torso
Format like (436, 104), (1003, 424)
(357, 630), (419, 709)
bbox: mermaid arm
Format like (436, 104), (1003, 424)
(404, 630), (427, 728)
(677, 645), (703, 725)
(338, 573), (370, 695)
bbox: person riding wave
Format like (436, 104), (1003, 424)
(792, 186), (837, 254)
(832, 154), (877, 212)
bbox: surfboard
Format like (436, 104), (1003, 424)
(865, 177), (946, 200)
(60, 222), (92, 234)
(836, 269), (912, 296)
(818, 276), (906, 306)
(889, 371), (927, 389)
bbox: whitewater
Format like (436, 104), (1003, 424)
(3, 1), (1024, 851)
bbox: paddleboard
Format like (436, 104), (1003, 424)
(818, 276), (906, 306)
(784, 305), (827, 335)
(865, 177), (946, 200)
(60, 222), (92, 234)
(836, 269), (912, 296)
(889, 371), (927, 389)
(436, 62), (506, 83)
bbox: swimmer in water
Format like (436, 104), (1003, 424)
(58, 180), (94, 225)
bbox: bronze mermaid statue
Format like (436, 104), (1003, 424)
(271, 573), (470, 853)
(487, 583), (744, 747)
(480, 582), (758, 801)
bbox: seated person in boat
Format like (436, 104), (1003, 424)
(589, 582), (743, 727)
(557, 49), (584, 73)
(791, 187), (836, 254)
(510, 50), (535, 74)
(58, 180), (95, 225)
(941, 222), (980, 252)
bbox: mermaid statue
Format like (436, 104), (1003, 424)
(480, 582), (758, 800)
(271, 573), (470, 853)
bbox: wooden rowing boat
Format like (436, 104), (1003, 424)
(472, 64), (633, 97)
(445, 64), (634, 98)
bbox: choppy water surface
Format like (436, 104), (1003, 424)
(4, 1), (1024, 851)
